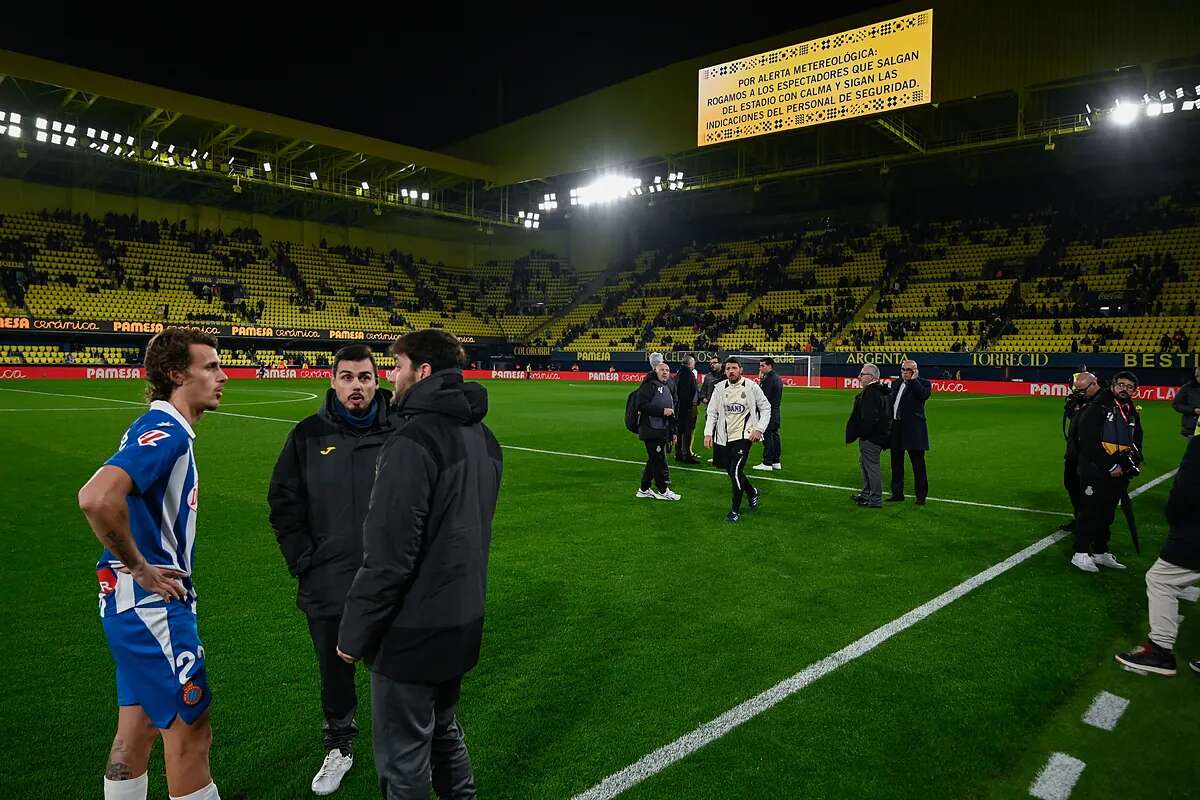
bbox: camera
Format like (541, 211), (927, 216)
(1116, 447), (1143, 478)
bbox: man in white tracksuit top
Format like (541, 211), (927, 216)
(704, 357), (773, 522)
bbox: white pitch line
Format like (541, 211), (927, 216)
(571, 467), (1178, 800)
(1029, 753), (1086, 800)
(1081, 691), (1129, 732)
(502, 444), (1073, 518)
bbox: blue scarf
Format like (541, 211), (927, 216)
(334, 396), (379, 431)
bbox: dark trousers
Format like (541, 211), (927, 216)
(371, 672), (476, 800)
(307, 616), (359, 753)
(1064, 455), (1081, 516)
(676, 406), (698, 461)
(889, 428), (928, 500)
(1074, 475), (1126, 555)
(762, 422), (781, 466)
(726, 439), (757, 512)
(641, 439), (670, 492)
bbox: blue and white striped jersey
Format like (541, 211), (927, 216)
(96, 400), (200, 617)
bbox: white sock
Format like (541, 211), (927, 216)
(104, 772), (148, 800)
(170, 781), (221, 800)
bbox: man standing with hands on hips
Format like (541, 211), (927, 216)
(888, 359), (931, 505)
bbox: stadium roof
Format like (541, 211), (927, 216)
(0, 48), (509, 227)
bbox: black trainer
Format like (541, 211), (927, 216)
(1057, 519), (1076, 532)
(724, 511), (740, 523)
(915, 498), (926, 506)
(1115, 641), (1177, 676)
(851, 494), (866, 504)
(747, 492), (760, 512)
(886, 495), (905, 502)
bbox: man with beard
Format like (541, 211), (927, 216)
(1060, 371), (1101, 532)
(1070, 371), (1144, 573)
(268, 343), (395, 795)
(338, 330), (502, 799)
(704, 357), (772, 523)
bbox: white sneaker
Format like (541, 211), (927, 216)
(772, 463), (782, 470)
(312, 749), (353, 796)
(635, 489), (656, 499)
(652, 489), (682, 501)
(1092, 552), (1127, 570)
(1071, 553), (1100, 573)
(751, 464), (774, 472)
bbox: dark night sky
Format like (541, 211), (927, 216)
(2, 8), (891, 151)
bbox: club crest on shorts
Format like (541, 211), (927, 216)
(182, 681), (204, 706)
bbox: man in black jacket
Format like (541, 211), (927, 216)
(1070, 371), (1144, 573)
(1060, 371), (1101, 532)
(1172, 367), (1200, 438)
(753, 357), (784, 471)
(267, 343), (394, 795)
(887, 359), (932, 505)
(636, 361), (680, 500)
(674, 356), (701, 464)
(700, 356), (726, 468)
(1115, 435), (1200, 676)
(846, 363), (892, 508)
(337, 330), (502, 800)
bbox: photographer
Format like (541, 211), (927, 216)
(1060, 371), (1100, 532)
(1071, 371), (1144, 573)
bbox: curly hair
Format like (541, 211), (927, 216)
(143, 327), (219, 402)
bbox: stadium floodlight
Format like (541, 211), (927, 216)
(573, 175), (641, 206)
(569, 188), (578, 197)
(202, 151), (209, 160)
(87, 127), (96, 138)
(64, 124), (75, 134)
(51, 134), (61, 145)
(421, 192), (430, 201)
(538, 202), (546, 211)
(533, 213), (540, 220)
(100, 130), (109, 141)
(1146, 102), (1162, 117)
(654, 175), (662, 184)
(167, 156), (176, 166)
(262, 161), (272, 172)
(114, 145), (123, 155)
(9, 112), (20, 124)
(66, 136), (76, 147)
(191, 148), (198, 157)
(524, 219), (532, 228)
(35, 118), (47, 130)
(518, 211), (526, 219)
(36, 130), (48, 143)
(52, 120), (62, 132)
(361, 181), (369, 190)
(100, 143), (110, 153)
(89, 142), (98, 149)
(1177, 88), (1185, 98)
(190, 160), (198, 171)
(401, 188), (410, 198)
(150, 140), (159, 150)
(550, 193), (556, 200)
(0, 111), (6, 122)
(1110, 100), (1138, 125)
(1184, 100), (1197, 112)
(1142, 93), (1151, 103)
(125, 136), (133, 146)
(668, 172), (677, 181)
(533, 220), (540, 229)
(1162, 103), (1175, 114)
(309, 171), (318, 180)
(1158, 90), (1167, 101)
(227, 156), (235, 164)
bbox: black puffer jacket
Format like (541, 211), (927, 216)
(1161, 435), (1200, 571)
(1172, 379), (1200, 437)
(636, 373), (677, 441)
(845, 381), (892, 447)
(267, 388), (395, 618)
(339, 369), (503, 683)
(1074, 388), (1144, 484)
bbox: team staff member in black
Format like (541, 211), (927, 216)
(1172, 366), (1200, 438)
(1060, 371), (1101, 532)
(1070, 371), (1144, 574)
(338, 330), (503, 799)
(700, 356), (726, 468)
(887, 359), (932, 505)
(753, 358), (784, 471)
(636, 361), (681, 500)
(674, 356), (701, 465)
(268, 344), (395, 795)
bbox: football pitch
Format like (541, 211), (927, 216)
(1, 379), (1197, 800)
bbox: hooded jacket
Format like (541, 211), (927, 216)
(338, 369), (503, 683)
(267, 387), (395, 618)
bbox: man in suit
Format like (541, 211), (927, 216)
(674, 356), (701, 464)
(887, 359), (932, 505)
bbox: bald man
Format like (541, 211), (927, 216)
(1061, 371), (1101, 531)
(887, 359), (932, 505)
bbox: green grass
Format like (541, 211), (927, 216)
(0, 379), (1196, 799)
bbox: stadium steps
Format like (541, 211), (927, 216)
(526, 254), (656, 344)
(829, 286), (880, 345)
